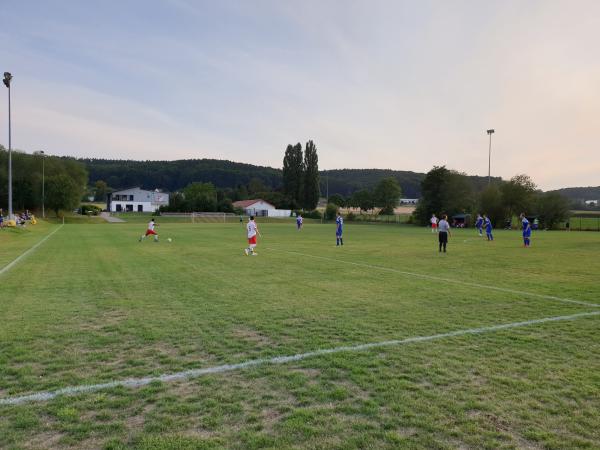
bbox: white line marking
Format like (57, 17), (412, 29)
(1, 310), (598, 406)
(267, 248), (600, 308)
(0, 225), (63, 278)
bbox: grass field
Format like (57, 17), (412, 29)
(1, 221), (599, 449)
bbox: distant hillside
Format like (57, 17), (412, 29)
(549, 186), (600, 201)
(81, 158), (500, 199)
(81, 158), (282, 192)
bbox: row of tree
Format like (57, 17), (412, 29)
(0, 147), (87, 216)
(327, 177), (402, 214)
(414, 166), (570, 229)
(282, 140), (320, 210)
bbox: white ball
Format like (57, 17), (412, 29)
(167, 238), (172, 242)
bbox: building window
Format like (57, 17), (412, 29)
(126, 204), (134, 212)
(138, 205), (143, 212)
(116, 204), (122, 212)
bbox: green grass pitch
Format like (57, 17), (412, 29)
(1, 221), (599, 449)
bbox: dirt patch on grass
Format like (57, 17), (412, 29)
(22, 431), (65, 450)
(231, 326), (273, 347)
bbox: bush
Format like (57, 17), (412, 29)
(378, 207), (394, 215)
(346, 211), (356, 221)
(324, 203), (339, 220)
(300, 209), (322, 219)
(79, 204), (102, 215)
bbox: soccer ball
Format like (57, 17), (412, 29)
(167, 238), (172, 242)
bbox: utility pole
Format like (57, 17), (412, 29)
(3, 72), (13, 219)
(486, 129), (495, 184)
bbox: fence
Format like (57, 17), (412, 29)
(561, 214), (600, 231)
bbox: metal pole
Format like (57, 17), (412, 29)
(42, 153), (45, 218)
(486, 129), (494, 185)
(7, 83), (12, 219)
(488, 132), (491, 184)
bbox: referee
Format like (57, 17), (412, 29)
(438, 214), (451, 253)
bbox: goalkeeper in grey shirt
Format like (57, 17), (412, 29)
(438, 215), (451, 253)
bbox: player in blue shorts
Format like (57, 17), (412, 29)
(296, 214), (303, 230)
(335, 213), (344, 246)
(483, 214), (493, 241)
(475, 213), (483, 236)
(520, 213), (531, 247)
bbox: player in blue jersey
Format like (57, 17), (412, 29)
(335, 213), (344, 246)
(520, 213), (531, 247)
(483, 214), (493, 241)
(475, 213), (483, 236)
(296, 214), (303, 230)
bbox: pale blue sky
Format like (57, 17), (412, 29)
(1, 0), (599, 189)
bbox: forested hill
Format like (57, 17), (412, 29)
(81, 158), (498, 198)
(81, 158), (282, 193)
(548, 186), (600, 201)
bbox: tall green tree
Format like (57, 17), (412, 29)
(374, 177), (401, 215)
(328, 193), (346, 208)
(414, 166), (474, 225)
(350, 189), (375, 212)
(501, 174), (537, 219)
(94, 180), (109, 202)
(45, 174), (82, 216)
(282, 143), (304, 208)
(479, 184), (506, 227)
(414, 166), (450, 225)
(302, 140), (320, 210)
(536, 192), (570, 229)
(182, 182), (217, 212)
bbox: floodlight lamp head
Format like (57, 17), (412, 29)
(3, 72), (12, 88)
(486, 129), (495, 135)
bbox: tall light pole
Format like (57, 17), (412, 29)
(35, 150), (46, 218)
(3, 72), (13, 219)
(486, 129), (495, 184)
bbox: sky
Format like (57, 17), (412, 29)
(0, 0), (599, 190)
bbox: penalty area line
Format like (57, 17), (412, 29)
(1, 310), (599, 406)
(266, 247), (600, 308)
(0, 224), (64, 278)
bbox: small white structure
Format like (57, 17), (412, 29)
(233, 199), (290, 217)
(108, 187), (169, 213)
(584, 200), (598, 207)
(400, 198), (419, 205)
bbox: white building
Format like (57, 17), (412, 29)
(584, 200), (598, 207)
(107, 187), (169, 213)
(399, 198), (419, 205)
(232, 199), (290, 217)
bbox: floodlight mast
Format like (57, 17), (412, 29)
(486, 129), (495, 184)
(3, 72), (13, 219)
(35, 150), (46, 218)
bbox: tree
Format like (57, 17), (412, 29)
(374, 177), (401, 215)
(248, 177), (267, 195)
(182, 182), (217, 212)
(479, 184), (506, 227)
(302, 140), (320, 210)
(328, 193), (346, 208)
(536, 192), (570, 229)
(350, 189), (374, 212)
(45, 174), (82, 216)
(414, 166), (450, 225)
(325, 203), (339, 220)
(282, 143), (304, 208)
(414, 166), (474, 225)
(94, 180), (108, 202)
(501, 174), (537, 219)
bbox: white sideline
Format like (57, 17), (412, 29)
(267, 248), (600, 308)
(0, 225), (63, 277)
(1, 310), (598, 406)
